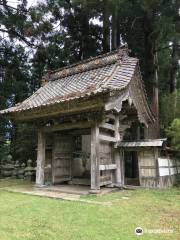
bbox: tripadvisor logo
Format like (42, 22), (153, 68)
(135, 227), (143, 236)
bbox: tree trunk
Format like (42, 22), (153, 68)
(153, 52), (159, 136)
(143, 15), (159, 137)
(111, 5), (117, 50)
(116, 9), (121, 47)
(169, 41), (178, 93)
(81, 12), (90, 59)
(102, 0), (110, 52)
(169, 40), (178, 118)
(144, 30), (156, 104)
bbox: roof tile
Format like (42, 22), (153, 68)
(0, 47), (138, 114)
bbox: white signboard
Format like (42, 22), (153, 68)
(159, 167), (169, 176)
(158, 158), (180, 176)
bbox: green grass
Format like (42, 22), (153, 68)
(0, 180), (179, 240)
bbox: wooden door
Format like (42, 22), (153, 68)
(52, 134), (73, 184)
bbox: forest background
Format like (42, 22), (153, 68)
(0, 0), (179, 163)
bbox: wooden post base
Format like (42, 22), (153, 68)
(35, 184), (46, 188)
(89, 189), (101, 194)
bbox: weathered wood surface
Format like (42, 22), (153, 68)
(137, 148), (179, 188)
(90, 123), (100, 191)
(12, 96), (105, 122)
(44, 149), (52, 183)
(52, 134), (73, 184)
(99, 134), (116, 142)
(99, 123), (115, 131)
(72, 135), (91, 178)
(98, 113), (116, 186)
(114, 115), (122, 187)
(36, 129), (46, 186)
(158, 175), (178, 188)
(138, 149), (157, 187)
(43, 121), (92, 132)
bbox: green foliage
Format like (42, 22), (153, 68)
(0, 140), (10, 163)
(0, 40), (36, 163)
(167, 118), (180, 152)
(10, 123), (37, 164)
(0, 0), (179, 161)
(160, 90), (180, 128)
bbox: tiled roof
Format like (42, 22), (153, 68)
(0, 47), (138, 114)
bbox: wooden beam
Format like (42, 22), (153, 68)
(12, 96), (105, 122)
(90, 123), (100, 192)
(99, 134), (116, 142)
(43, 121), (92, 132)
(99, 123), (115, 131)
(99, 164), (117, 171)
(36, 129), (46, 186)
(140, 166), (156, 169)
(67, 128), (91, 135)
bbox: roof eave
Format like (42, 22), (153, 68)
(1, 92), (109, 122)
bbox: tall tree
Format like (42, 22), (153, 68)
(168, 0), (180, 119)
(111, 0), (122, 50)
(102, 0), (110, 52)
(0, 0), (179, 161)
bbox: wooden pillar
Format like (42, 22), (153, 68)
(36, 129), (46, 186)
(90, 123), (100, 193)
(120, 149), (125, 185)
(114, 150), (121, 186)
(114, 115), (122, 187)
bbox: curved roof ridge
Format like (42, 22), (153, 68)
(0, 48), (150, 120)
(43, 45), (129, 81)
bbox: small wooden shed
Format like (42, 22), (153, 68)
(1, 47), (172, 191)
(117, 139), (169, 187)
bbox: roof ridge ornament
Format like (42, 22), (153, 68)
(117, 44), (129, 63)
(41, 70), (51, 86)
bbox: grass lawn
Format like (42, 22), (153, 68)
(0, 180), (179, 240)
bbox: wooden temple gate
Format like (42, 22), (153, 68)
(2, 47), (173, 190)
(35, 111), (126, 192)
